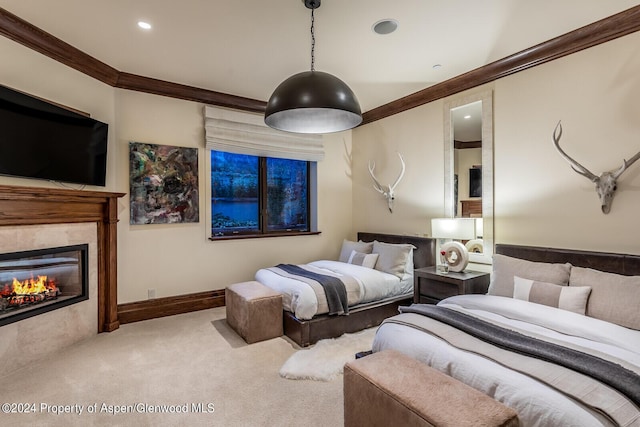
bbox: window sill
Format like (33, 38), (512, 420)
(209, 231), (321, 241)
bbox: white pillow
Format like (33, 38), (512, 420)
(339, 239), (374, 263)
(347, 250), (379, 269)
(372, 240), (415, 279)
(513, 276), (591, 315)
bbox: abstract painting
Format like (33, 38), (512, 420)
(129, 142), (199, 224)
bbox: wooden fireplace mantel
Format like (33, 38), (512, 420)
(0, 184), (125, 332)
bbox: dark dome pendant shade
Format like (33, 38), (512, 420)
(264, 0), (362, 134)
(265, 71), (362, 134)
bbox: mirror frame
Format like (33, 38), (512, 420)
(443, 90), (494, 265)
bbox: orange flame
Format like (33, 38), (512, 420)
(9, 276), (58, 295)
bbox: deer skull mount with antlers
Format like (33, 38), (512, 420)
(368, 152), (406, 213)
(553, 121), (640, 214)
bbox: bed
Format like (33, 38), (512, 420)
(255, 232), (435, 347)
(372, 244), (640, 427)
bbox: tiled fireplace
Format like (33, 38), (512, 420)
(0, 185), (123, 373)
(0, 223), (98, 372)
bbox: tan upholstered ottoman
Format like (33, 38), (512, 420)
(344, 350), (519, 427)
(225, 281), (283, 344)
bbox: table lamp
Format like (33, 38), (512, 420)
(431, 218), (476, 272)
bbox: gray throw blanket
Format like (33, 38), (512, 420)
(275, 264), (348, 316)
(401, 304), (640, 407)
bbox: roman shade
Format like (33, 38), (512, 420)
(204, 106), (324, 162)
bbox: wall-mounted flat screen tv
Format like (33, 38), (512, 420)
(469, 167), (482, 198)
(0, 85), (108, 186)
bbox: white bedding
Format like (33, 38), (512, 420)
(373, 295), (640, 427)
(255, 260), (412, 320)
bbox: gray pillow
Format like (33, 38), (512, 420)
(569, 267), (640, 330)
(488, 254), (571, 297)
(372, 240), (414, 279)
(513, 276), (591, 315)
(347, 250), (379, 269)
(339, 239), (374, 263)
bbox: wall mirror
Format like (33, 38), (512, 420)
(443, 90), (493, 265)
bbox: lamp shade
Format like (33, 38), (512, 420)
(431, 218), (476, 240)
(264, 71), (362, 134)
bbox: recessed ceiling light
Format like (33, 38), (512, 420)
(138, 21), (152, 30)
(464, 115), (471, 119)
(372, 19), (398, 35)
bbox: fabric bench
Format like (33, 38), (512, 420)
(225, 281), (283, 344)
(344, 349), (519, 427)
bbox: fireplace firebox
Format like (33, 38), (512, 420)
(0, 244), (88, 327)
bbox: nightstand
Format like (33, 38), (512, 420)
(413, 266), (490, 304)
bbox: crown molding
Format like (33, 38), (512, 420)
(362, 5), (640, 125)
(115, 72), (266, 113)
(1, 5), (639, 122)
(0, 7), (119, 85)
(0, 7), (266, 113)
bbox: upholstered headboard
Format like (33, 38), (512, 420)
(495, 244), (640, 330)
(357, 232), (436, 269)
(496, 244), (640, 276)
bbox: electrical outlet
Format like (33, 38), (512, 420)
(148, 289), (156, 299)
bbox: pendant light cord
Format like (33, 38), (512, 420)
(310, 8), (316, 72)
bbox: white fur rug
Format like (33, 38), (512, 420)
(279, 328), (377, 381)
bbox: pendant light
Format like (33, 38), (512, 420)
(264, 0), (362, 134)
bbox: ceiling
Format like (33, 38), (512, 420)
(1, 1), (639, 113)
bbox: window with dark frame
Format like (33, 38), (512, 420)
(210, 150), (310, 237)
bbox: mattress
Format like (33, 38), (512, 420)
(372, 294), (640, 427)
(255, 260), (412, 320)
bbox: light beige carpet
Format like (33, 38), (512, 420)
(279, 328), (376, 381)
(0, 307), (344, 427)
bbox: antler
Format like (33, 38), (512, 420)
(612, 151), (640, 180)
(552, 120), (640, 214)
(367, 161), (386, 194)
(552, 121), (598, 182)
(368, 153), (406, 213)
(389, 152), (406, 191)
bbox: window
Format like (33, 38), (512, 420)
(211, 150), (310, 237)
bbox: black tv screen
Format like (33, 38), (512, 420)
(0, 85), (108, 186)
(469, 167), (482, 198)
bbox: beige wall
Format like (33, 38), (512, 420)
(114, 90), (353, 302)
(353, 31), (640, 255)
(353, 101), (445, 235)
(494, 31), (640, 253)
(2, 27), (640, 306)
(0, 37), (353, 304)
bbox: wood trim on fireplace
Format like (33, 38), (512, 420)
(0, 185), (125, 332)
